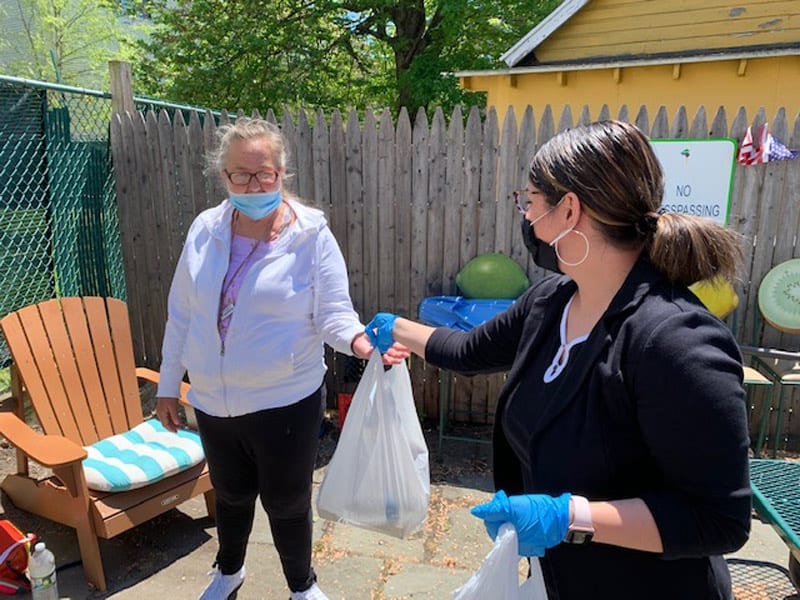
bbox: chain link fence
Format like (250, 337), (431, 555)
(0, 76), (127, 365)
(0, 74), (221, 367)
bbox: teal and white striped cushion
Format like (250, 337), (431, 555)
(82, 418), (205, 492)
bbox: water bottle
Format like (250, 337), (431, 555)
(385, 499), (400, 524)
(29, 542), (58, 600)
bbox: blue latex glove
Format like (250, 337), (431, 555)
(365, 313), (398, 353)
(470, 490), (572, 557)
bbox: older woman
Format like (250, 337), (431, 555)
(156, 117), (405, 600)
(367, 120), (750, 599)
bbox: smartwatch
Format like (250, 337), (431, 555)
(564, 495), (594, 544)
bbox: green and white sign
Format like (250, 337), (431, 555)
(650, 139), (737, 226)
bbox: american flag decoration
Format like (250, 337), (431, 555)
(768, 135), (800, 161)
(737, 124), (799, 165)
(737, 124), (769, 165)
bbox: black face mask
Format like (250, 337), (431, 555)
(521, 217), (562, 274)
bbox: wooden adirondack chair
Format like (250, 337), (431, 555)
(0, 296), (215, 591)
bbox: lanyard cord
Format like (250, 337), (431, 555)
(217, 205), (294, 333)
(220, 210), (269, 302)
(217, 210), (271, 333)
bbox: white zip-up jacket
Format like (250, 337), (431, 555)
(157, 198), (364, 417)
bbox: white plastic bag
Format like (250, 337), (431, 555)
(453, 524), (548, 600)
(316, 351), (430, 538)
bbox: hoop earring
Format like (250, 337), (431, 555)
(554, 230), (590, 267)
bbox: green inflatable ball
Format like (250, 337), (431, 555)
(456, 253), (530, 299)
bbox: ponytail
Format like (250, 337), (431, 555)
(647, 212), (742, 286)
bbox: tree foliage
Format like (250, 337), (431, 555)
(337, 0), (558, 112)
(0, 0), (147, 89)
(136, 1), (368, 112)
(137, 0), (559, 115)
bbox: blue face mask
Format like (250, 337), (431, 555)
(229, 190), (282, 220)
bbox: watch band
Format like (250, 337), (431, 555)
(565, 495), (595, 544)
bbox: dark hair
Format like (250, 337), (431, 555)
(528, 120), (741, 286)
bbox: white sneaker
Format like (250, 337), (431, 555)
(198, 565), (245, 599)
(289, 582), (329, 600)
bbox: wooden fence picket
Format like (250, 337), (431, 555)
(328, 110), (348, 255)
(377, 109), (396, 314)
(295, 109), (314, 203)
(424, 109), (447, 416)
(514, 106), (536, 274)
(444, 106), (464, 296)
(362, 109), (379, 321)
(345, 109), (364, 315)
(461, 106), (482, 268)
(394, 108), (413, 322)
(477, 108), (499, 257)
(497, 107), (518, 258)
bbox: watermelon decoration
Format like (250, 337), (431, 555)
(455, 253), (530, 299)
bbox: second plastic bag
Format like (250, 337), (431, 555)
(453, 524), (548, 600)
(316, 351), (430, 538)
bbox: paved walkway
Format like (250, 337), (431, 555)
(3, 438), (797, 599)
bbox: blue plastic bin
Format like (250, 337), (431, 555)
(418, 296), (514, 331)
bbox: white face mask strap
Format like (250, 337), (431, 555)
(549, 226), (572, 247)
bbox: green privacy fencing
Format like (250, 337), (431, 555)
(0, 74), (217, 365)
(0, 76), (125, 364)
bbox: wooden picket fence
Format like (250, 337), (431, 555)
(110, 103), (800, 446)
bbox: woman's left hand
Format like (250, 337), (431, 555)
(351, 332), (410, 364)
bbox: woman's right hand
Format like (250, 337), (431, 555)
(470, 490), (572, 557)
(155, 397), (181, 433)
(351, 331), (410, 364)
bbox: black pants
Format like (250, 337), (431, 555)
(195, 387), (324, 593)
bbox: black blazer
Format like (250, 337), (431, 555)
(426, 257), (751, 599)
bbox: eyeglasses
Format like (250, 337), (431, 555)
(513, 189), (534, 214)
(224, 169), (279, 186)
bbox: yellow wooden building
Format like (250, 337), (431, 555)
(457, 0), (800, 123)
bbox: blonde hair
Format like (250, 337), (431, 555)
(206, 117), (289, 180)
(528, 120), (742, 286)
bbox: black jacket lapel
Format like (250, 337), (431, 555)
(529, 258), (661, 438)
